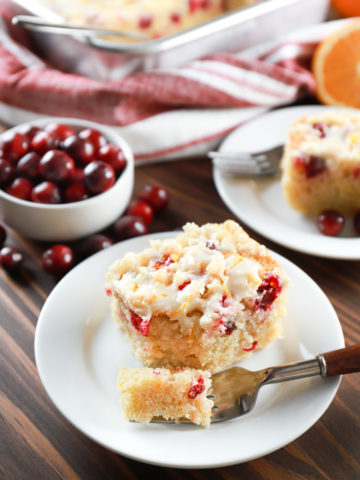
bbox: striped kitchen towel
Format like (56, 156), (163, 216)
(0, 3), (350, 164)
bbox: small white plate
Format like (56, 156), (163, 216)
(213, 105), (360, 259)
(35, 233), (344, 469)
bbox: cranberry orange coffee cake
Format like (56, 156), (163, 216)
(117, 366), (213, 426)
(281, 110), (360, 215)
(106, 220), (288, 373)
(39, 0), (257, 40)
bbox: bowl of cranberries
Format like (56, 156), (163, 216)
(0, 118), (134, 241)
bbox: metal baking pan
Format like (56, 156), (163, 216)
(11, 0), (329, 80)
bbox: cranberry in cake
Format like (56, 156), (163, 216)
(281, 110), (360, 215)
(106, 220), (288, 373)
(117, 366), (213, 426)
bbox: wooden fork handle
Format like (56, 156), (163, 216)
(320, 344), (360, 377)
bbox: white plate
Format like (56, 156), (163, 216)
(213, 105), (360, 259)
(35, 232), (344, 469)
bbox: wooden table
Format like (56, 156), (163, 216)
(1, 150), (360, 479)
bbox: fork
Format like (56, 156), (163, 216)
(152, 344), (360, 424)
(208, 144), (283, 177)
(209, 344), (360, 423)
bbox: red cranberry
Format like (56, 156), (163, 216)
(313, 123), (327, 138)
(129, 309), (150, 336)
(126, 200), (154, 226)
(170, 12), (181, 23)
(0, 131), (29, 162)
(61, 135), (94, 165)
(354, 211), (360, 235)
(83, 160), (115, 194)
(45, 122), (76, 141)
(137, 185), (169, 212)
(16, 152), (41, 180)
(31, 131), (58, 155)
(188, 376), (205, 399)
(0, 158), (14, 186)
(189, 0), (209, 13)
(243, 340), (258, 352)
(19, 124), (42, 140)
(138, 15), (153, 29)
(113, 215), (148, 240)
(42, 244), (74, 276)
(6, 177), (32, 200)
(306, 156), (327, 178)
(97, 144), (126, 173)
(223, 320), (237, 335)
(189, 0), (200, 13)
(178, 280), (191, 290)
(31, 181), (61, 204)
(0, 224), (6, 248)
(0, 246), (23, 270)
(78, 128), (107, 152)
(69, 167), (84, 183)
(64, 182), (89, 203)
(295, 155), (326, 178)
(81, 234), (113, 257)
(317, 209), (345, 236)
(255, 274), (282, 311)
(39, 150), (75, 182)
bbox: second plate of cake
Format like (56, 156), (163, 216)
(213, 105), (360, 259)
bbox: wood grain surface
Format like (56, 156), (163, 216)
(1, 135), (360, 480)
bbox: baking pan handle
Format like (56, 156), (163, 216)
(12, 15), (149, 41)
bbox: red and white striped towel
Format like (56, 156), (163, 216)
(0, 3), (350, 164)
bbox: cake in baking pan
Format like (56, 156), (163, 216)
(106, 220), (288, 373)
(281, 110), (360, 215)
(117, 366), (213, 425)
(39, 0), (258, 40)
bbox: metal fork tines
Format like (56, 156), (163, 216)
(209, 144), (283, 177)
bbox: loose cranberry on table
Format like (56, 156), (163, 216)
(137, 185), (169, 212)
(80, 234), (113, 257)
(6, 177), (32, 200)
(83, 160), (115, 194)
(39, 150), (75, 183)
(0, 246), (23, 270)
(0, 224), (6, 248)
(98, 144), (126, 173)
(42, 244), (74, 276)
(0, 131), (29, 163)
(317, 209), (345, 236)
(0, 158), (14, 186)
(113, 215), (148, 241)
(16, 152), (41, 180)
(31, 181), (61, 204)
(126, 200), (154, 226)
(79, 128), (107, 153)
(61, 135), (94, 166)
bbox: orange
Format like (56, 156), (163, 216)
(331, 0), (360, 17)
(312, 20), (360, 108)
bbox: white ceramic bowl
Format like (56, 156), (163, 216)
(0, 118), (134, 241)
